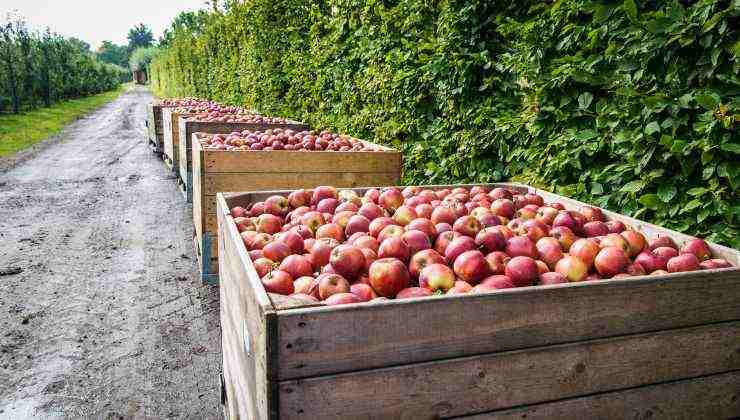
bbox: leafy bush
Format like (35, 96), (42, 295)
(150, 0), (738, 248)
(129, 46), (158, 73)
(0, 16), (124, 113)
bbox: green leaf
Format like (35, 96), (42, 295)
(623, 0), (638, 22)
(682, 199), (703, 213)
(702, 12), (723, 34)
(578, 92), (593, 110)
(694, 93), (719, 110)
(638, 194), (660, 209)
(720, 143), (740, 154)
(591, 182), (604, 195)
(687, 187), (708, 196)
(657, 185), (677, 202)
(620, 180), (646, 193)
(645, 121), (660, 135)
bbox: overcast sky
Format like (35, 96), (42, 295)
(2, 0), (207, 49)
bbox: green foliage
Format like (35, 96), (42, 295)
(150, 0), (739, 248)
(129, 46), (158, 73)
(127, 23), (154, 50)
(97, 40), (130, 68)
(0, 16), (124, 113)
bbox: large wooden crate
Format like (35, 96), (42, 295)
(146, 103), (164, 154)
(195, 137), (402, 285)
(161, 108), (183, 173)
(177, 119), (309, 203)
(217, 183), (740, 420)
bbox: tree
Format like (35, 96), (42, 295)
(97, 40), (128, 67)
(127, 23), (153, 50)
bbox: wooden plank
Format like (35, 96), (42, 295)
(218, 193), (277, 419)
(193, 143), (204, 246)
(457, 370), (740, 420)
(162, 109), (183, 170)
(277, 322), (740, 419)
(202, 149), (402, 174)
(274, 269), (740, 380)
(269, 293), (325, 311)
(204, 172), (400, 196)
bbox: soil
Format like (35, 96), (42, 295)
(0, 86), (221, 419)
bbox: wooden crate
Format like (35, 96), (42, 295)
(194, 136), (402, 285)
(146, 103), (164, 154)
(161, 108), (183, 172)
(217, 183), (740, 420)
(177, 119), (309, 203)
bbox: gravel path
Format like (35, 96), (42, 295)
(0, 86), (221, 419)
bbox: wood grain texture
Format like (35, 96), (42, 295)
(162, 109), (183, 169)
(202, 148), (402, 173)
(457, 370), (740, 420)
(204, 172), (400, 196)
(277, 322), (740, 419)
(269, 293), (325, 311)
(218, 194), (277, 420)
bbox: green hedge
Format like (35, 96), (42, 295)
(151, 0), (739, 248)
(0, 19), (126, 113)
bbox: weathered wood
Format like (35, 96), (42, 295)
(277, 322), (740, 419)
(457, 370), (740, 420)
(204, 172), (400, 196)
(218, 194), (277, 420)
(203, 148), (402, 173)
(268, 293), (325, 311)
(162, 109), (183, 172)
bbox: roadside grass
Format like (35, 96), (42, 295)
(0, 84), (129, 157)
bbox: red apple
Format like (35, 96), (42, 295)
(350, 283), (378, 302)
(699, 259), (732, 270)
(256, 214), (283, 234)
(332, 210), (355, 229)
(680, 239), (712, 261)
(620, 230), (647, 257)
(293, 276), (316, 295)
(378, 236), (411, 262)
(453, 250), (490, 285)
(594, 246), (630, 278)
(555, 255), (588, 282)
(249, 250), (264, 261)
(262, 270), (294, 295)
(402, 230), (431, 255)
(377, 224), (405, 243)
(231, 206), (247, 218)
(569, 238), (600, 269)
(329, 245), (365, 280)
(470, 284), (499, 294)
(324, 292), (362, 305)
(605, 220), (626, 233)
(667, 253), (700, 273)
(309, 238), (338, 269)
(489, 187), (513, 200)
(480, 274), (516, 289)
(317, 273), (351, 300)
(653, 246), (679, 259)
(379, 187), (404, 211)
(288, 189), (311, 208)
(316, 223), (344, 242)
(583, 221), (609, 238)
(581, 206), (605, 222)
(279, 255), (313, 279)
(415, 203), (434, 219)
(649, 234), (676, 251)
(535, 206), (558, 225)
(264, 195), (290, 216)
(485, 251), (510, 274)
(363, 188), (380, 204)
(396, 287), (434, 299)
(358, 203), (384, 221)
(262, 241), (290, 263)
(369, 217), (396, 238)
(277, 231), (304, 255)
(311, 186), (338, 205)
(447, 280), (473, 295)
(393, 205), (418, 226)
(253, 257), (275, 278)
(345, 215), (371, 236)
(444, 236), (477, 263)
(300, 211), (325, 234)
(406, 218), (437, 240)
(431, 206), (457, 225)
(536, 237), (564, 269)
(491, 199), (515, 219)
(353, 235), (380, 253)
(600, 233), (631, 255)
(634, 251), (668, 273)
(626, 262), (646, 276)
(475, 228), (507, 253)
(539, 271), (567, 285)
(505, 256), (539, 287)
(550, 226), (576, 252)
(505, 236), (537, 259)
(419, 263), (455, 292)
(368, 258), (410, 298)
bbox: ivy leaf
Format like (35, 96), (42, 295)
(682, 199), (703, 213)
(638, 194), (660, 209)
(687, 187), (708, 196)
(694, 93), (719, 110)
(578, 92), (593, 110)
(657, 185), (676, 202)
(645, 121), (661, 135)
(623, 0), (638, 22)
(620, 180), (646, 193)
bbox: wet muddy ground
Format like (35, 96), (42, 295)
(0, 86), (221, 419)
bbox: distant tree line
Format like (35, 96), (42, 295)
(0, 14), (128, 113)
(97, 23), (159, 82)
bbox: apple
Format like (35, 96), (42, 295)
(505, 236), (537, 259)
(393, 205), (418, 226)
(246, 232), (271, 250)
(667, 253), (700, 273)
(369, 217), (396, 238)
(600, 233), (631, 255)
(554, 255), (588, 282)
(293, 276), (316, 295)
(594, 246), (630, 278)
(649, 234), (676, 251)
(552, 211), (581, 233)
(583, 221), (609, 238)
(402, 230), (432, 255)
(605, 220), (626, 233)
(485, 251), (511, 274)
(332, 211), (355, 229)
(419, 263), (455, 292)
(277, 231), (304, 255)
(279, 255), (313, 279)
(634, 251), (668, 273)
(699, 259), (732, 270)
(504, 256), (539, 287)
(300, 211), (325, 234)
(475, 228), (507, 253)
(338, 189), (361, 206)
(480, 274), (516, 289)
(309, 238), (338, 269)
(470, 284), (499, 294)
(289, 293), (319, 303)
(324, 292), (362, 305)
(453, 250), (490, 285)
(288, 189), (311, 208)
(345, 214), (371, 236)
(536, 206), (559, 225)
(329, 245), (365, 280)
(358, 203), (384, 220)
(431, 206), (457, 226)
(256, 214), (283, 234)
(262, 241), (290, 263)
(653, 246), (679, 259)
(444, 236), (477, 263)
(231, 206), (247, 218)
(396, 287), (434, 299)
(569, 238), (600, 269)
(415, 203), (434, 219)
(311, 186), (338, 205)
(535, 237), (564, 269)
(490, 187), (513, 200)
(539, 271), (567, 285)
(350, 283), (378, 302)
(377, 224), (405, 243)
(585, 273), (602, 281)
(626, 262), (646, 276)
(253, 257), (275, 278)
(535, 260), (549, 274)
(680, 239), (712, 261)
(408, 249), (445, 278)
(379, 187), (404, 211)
(317, 273), (351, 300)
(435, 223), (452, 234)
(261, 270), (294, 295)
(290, 224), (314, 240)
(352, 234), (380, 253)
(550, 226), (576, 252)
(406, 218), (437, 240)
(248, 250), (264, 261)
(447, 280), (473, 295)
(368, 258), (410, 298)
(249, 202), (265, 216)
(620, 230), (647, 257)
(581, 206), (605, 222)
(516, 206), (537, 220)
(651, 270), (669, 275)
(264, 195), (290, 216)
(491, 199), (515, 219)
(316, 223), (345, 242)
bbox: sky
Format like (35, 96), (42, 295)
(2, 0), (207, 49)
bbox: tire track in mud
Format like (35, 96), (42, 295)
(0, 86), (221, 419)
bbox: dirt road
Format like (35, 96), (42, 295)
(0, 86), (221, 419)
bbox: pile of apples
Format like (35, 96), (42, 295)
(201, 129), (385, 152)
(186, 112), (290, 124)
(230, 186), (734, 306)
(158, 98), (218, 108)
(172, 104), (254, 118)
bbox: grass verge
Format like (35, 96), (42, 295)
(0, 84), (128, 157)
